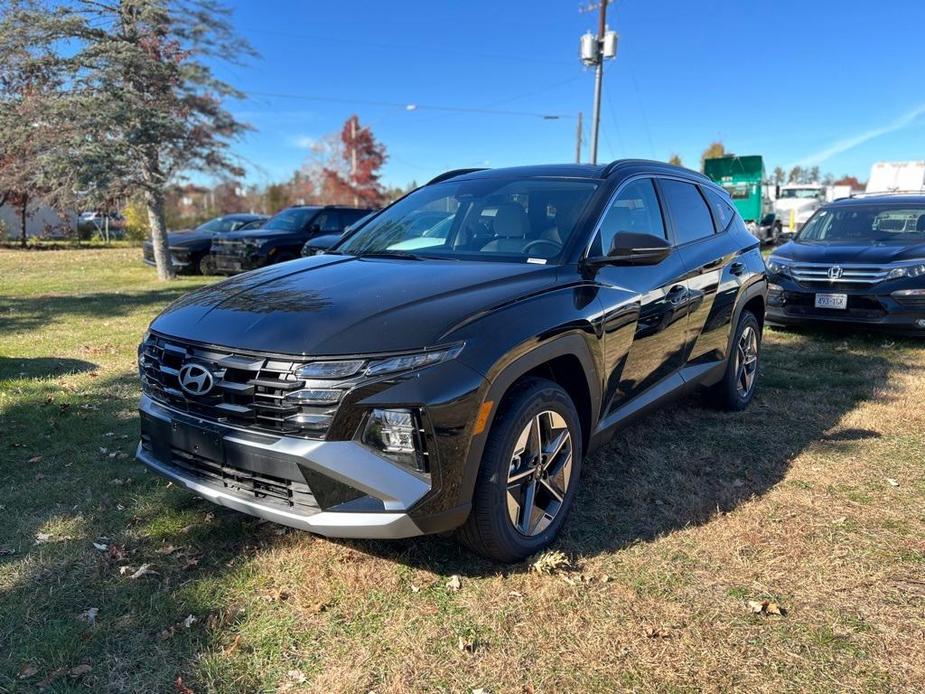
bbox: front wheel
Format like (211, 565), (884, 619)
(457, 378), (582, 563)
(707, 309), (761, 411)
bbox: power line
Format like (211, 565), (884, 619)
(242, 90), (576, 121)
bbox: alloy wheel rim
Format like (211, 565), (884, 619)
(735, 325), (759, 398)
(506, 410), (573, 537)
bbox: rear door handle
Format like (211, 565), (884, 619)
(730, 262), (746, 276)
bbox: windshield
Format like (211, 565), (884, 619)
(797, 204), (925, 244)
(197, 216), (249, 233)
(336, 178), (598, 262)
(263, 207), (319, 232)
(780, 188), (822, 199)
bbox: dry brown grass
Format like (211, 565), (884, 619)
(1, 248), (923, 693)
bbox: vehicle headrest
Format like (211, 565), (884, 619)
(492, 203), (529, 238)
(916, 214), (925, 232)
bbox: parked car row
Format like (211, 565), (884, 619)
(135, 161), (925, 564)
(143, 206), (373, 275)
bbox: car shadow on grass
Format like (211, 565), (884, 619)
(342, 328), (904, 574)
(0, 355), (98, 381)
(0, 287), (199, 333)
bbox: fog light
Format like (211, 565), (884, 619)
(917, 319), (925, 329)
(360, 408), (427, 473)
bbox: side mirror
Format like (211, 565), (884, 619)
(585, 232), (672, 267)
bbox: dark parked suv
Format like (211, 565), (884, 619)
(766, 193), (925, 334)
(136, 161), (767, 561)
(143, 213), (267, 274)
(209, 204), (372, 274)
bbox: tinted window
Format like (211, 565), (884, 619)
(594, 178), (666, 255)
(703, 188), (737, 231)
(263, 207), (321, 232)
(659, 179), (715, 244)
(343, 209), (372, 225)
(314, 212), (342, 233)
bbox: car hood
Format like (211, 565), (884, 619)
(149, 255), (558, 355)
(774, 240), (925, 264)
(219, 228), (295, 242)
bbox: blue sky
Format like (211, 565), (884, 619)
(213, 0), (925, 188)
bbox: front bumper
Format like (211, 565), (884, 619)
(766, 282), (925, 334)
(209, 252), (264, 275)
(142, 246), (193, 271)
(137, 395), (436, 538)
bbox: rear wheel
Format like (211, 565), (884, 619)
(707, 310), (761, 411)
(458, 378), (582, 563)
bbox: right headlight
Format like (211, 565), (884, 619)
(365, 345), (463, 377)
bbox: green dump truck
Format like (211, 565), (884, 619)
(704, 155), (777, 242)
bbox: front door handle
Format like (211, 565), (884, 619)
(730, 261), (746, 276)
(666, 284), (687, 305)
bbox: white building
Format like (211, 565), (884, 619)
(0, 199), (76, 239)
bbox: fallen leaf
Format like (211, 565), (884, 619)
(79, 607), (99, 626)
(410, 584), (420, 593)
(0, 547), (15, 556)
(182, 557), (200, 570)
(531, 550), (572, 575)
(69, 663), (92, 678)
(222, 634), (242, 655)
(287, 669), (307, 684)
(645, 626), (671, 639)
(446, 575), (462, 592)
(887, 478), (900, 487)
(156, 544), (179, 555)
(457, 636), (478, 653)
(27, 455), (42, 464)
(107, 543), (126, 560)
(34, 473), (45, 481)
(35, 532), (54, 544)
(749, 599), (786, 616)
(309, 601), (328, 613)
(18, 663), (38, 679)
(129, 563), (158, 579)
(92, 542), (108, 552)
(183, 614), (196, 629)
(175, 676), (194, 694)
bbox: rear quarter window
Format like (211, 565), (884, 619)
(659, 179), (716, 245)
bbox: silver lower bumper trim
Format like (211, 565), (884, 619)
(136, 445), (424, 538)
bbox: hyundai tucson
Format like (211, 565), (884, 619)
(136, 161), (767, 562)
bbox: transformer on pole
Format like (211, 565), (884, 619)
(579, 1), (618, 164)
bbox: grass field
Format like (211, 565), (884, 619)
(1, 247), (923, 693)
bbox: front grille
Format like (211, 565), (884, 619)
(791, 262), (890, 287)
(210, 239), (246, 256)
(170, 444), (320, 513)
(140, 334), (361, 438)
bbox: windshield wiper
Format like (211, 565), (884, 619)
(352, 250), (422, 260)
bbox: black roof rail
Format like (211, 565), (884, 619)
(601, 158), (711, 183)
(426, 168), (488, 185)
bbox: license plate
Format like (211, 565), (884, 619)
(170, 420), (224, 461)
(815, 293), (848, 310)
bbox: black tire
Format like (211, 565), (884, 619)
(457, 377), (583, 563)
(707, 309), (761, 411)
(190, 254), (204, 275)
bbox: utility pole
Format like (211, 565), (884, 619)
(350, 116), (358, 207)
(575, 112), (583, 163)
(579, 1), (618, 164)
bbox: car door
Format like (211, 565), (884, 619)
(660, 179), (751, 369)
(593, 177), (692, 417)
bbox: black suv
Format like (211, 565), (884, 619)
(136, 161), (767, 562)
(142, 213), (267, 274)
(209, 205), (373, 274)
(766, 194), (925, 334)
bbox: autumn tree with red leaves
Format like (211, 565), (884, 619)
(302, 116), (388, 208)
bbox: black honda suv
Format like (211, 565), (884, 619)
(136, 161), (767, 562)
(209, 204), (372, 274)
(766, 194), (925, 334)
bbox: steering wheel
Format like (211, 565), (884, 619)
(521, 239), (562, 258)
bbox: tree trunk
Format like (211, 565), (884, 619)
(19, 195), (27, 248)
(145, 187), (175, 280)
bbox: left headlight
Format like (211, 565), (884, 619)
(887, 262), (925, 280)
(766, 256), (792, 277)
(365, 344), (463, 377)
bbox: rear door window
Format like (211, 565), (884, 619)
(313, 212), (342, 233)
(659, 179), (716, 245)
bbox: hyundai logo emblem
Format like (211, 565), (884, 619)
(178, 363), (215, 396)
(827, 265), (844, 281)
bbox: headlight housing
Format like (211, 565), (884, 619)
(365, 345), (463, 377)
(886, 262), (925, 280)
(243, 238), (269, 250)
(766, 256), (792, 277)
